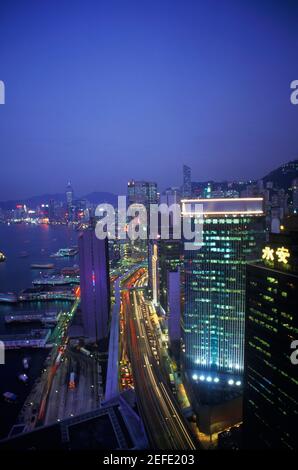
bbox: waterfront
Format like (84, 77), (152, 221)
(0, 223), (79, 438)
(0, 223), (79, 293)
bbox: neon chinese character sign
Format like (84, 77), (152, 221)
(262, 246), (290, 265)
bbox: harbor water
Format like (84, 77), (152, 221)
(0, 223), (79, 438)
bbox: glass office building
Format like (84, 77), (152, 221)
(243, 231), (298, 449)
(78, 228), (110, 342)
(127, 180), (158, 208)
(181, 198), (265, 383)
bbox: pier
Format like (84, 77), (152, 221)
(0, 329), (52, 349)
(4, 312), (58, 325)
(19, 286), (76, 302)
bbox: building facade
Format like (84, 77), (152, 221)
(158, 238), (183, 312)
(167, 270), (181, 357)
(127, 180), (158, 208)
(78, 228), (110, 342)
(243, 231), (298, 449)
(181, 198), (265, 384)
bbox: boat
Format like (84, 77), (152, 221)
(3, 392), (17, 403)
(61, 265), (80, 275)
(50, 248), (78, 258)
(30, 263), (54, 269)
(32, 274), (79, 286)
(18, 286), (75, 302)
(0, 292), (18, 304)
(22, 357), (30, 369)
(18, 373), (29, 384)
(0, 251), (6, 262)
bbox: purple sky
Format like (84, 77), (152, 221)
(0, 0), (297, 200)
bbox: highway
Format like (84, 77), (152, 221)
(43, 347), (101, 425)
(21, 297), (81, 428)
(123, 271), (197, 450)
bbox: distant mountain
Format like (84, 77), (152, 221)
(0, 193), (65, 210)
(262, 159), (298, 190)
(0, 191), (118, 210)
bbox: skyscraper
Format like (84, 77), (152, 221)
(182, 165), (191, 198)
(127, 180), (158, 208)
(158, 238), (183, 312)
(168, 270), (181, 358)
(243, 231), (298, 449)
(78, 228), (110, 342)
(127, 180), (158, 266)
(181, 198), (265, 383)
(66, 181), (74, 220)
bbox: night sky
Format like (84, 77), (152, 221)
(0, 0), (297, 200)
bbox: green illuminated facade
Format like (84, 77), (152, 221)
(182, 198), (265, 381)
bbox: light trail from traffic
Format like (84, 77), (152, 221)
(122, 269), (197, 450)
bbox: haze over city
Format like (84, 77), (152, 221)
(0, 0), (297, 200)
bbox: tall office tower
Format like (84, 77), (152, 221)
(127, 180), (158, 208)
(78, 228), (110, 342)
(158, 238), (183, 312)
(243, 231), (298, 450)
(66, 181), (74, 220)
(127, 180), (158, 268)
(182, 165), (192, 198)
(181, 198), (265, 384)
(168, 270), (181, 357)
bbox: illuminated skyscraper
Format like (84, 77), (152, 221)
(127, 180), (158, 208)
(78, 228), (110, 342)
(181, 198), (265, 383)
(66, 181), (74, 220)
(127, 180), (158, 269)
(243, 231), (298, 449)
(158, 238), (182, 312)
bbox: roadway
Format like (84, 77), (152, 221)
(43, 348), (101, 425)
(123, 271), (197, 450)
(20, 298), (81, 429)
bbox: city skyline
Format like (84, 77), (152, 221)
(0, 157), (296, 205)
